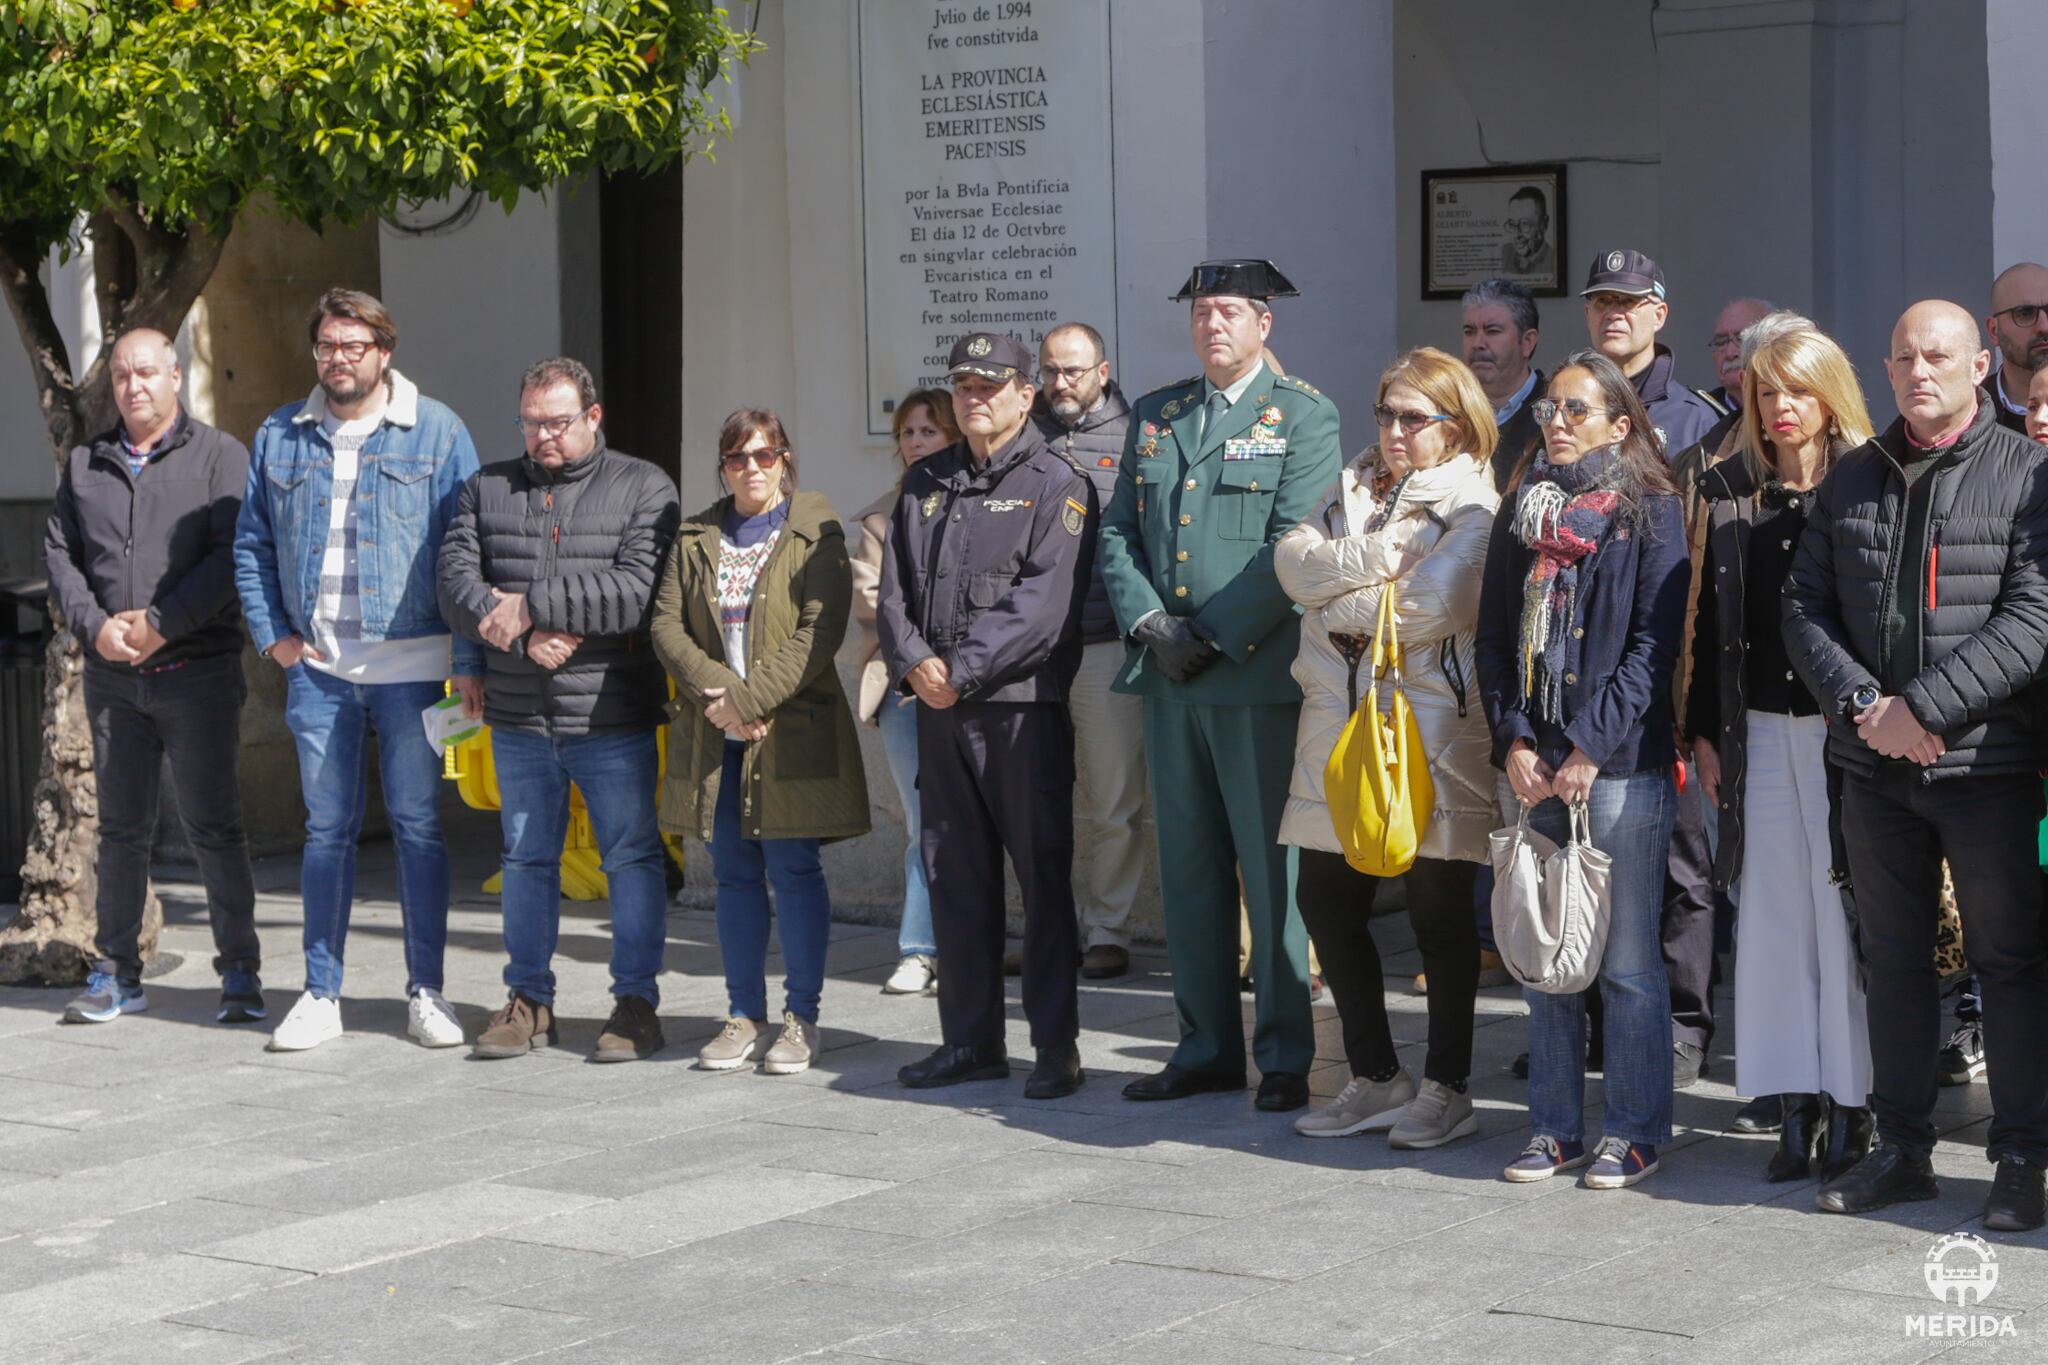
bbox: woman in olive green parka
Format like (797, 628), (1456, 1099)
(651, 410), (868, 1075)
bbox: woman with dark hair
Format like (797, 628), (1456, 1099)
(850, 390), (961, 996)
(1476, 349), (1691, 1189)
(652, 409), (869, 1076)
(1687, 317), (1876, 1182)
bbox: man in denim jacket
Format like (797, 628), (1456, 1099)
(233, 288), (485, 1053)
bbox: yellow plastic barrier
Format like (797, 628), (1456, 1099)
(444, 716), (685, 902)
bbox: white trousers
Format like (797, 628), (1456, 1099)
(1733, 710), (1873, 1101)
(1068, 641), (1150, 948)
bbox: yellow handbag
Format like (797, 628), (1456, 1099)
(1324, 587), (1434, 876)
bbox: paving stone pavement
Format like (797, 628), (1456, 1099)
(0, 813), (2040, 1363)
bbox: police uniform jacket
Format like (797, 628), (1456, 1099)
(1098, 362), (1343, 705)
(875, 422), (1095, 705)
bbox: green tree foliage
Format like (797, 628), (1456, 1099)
(0, 0), (757, 983)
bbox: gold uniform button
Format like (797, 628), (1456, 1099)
(1185, 478), (1197, 490)
(1247, 643), (1257, 653)
(1572, 627), (1584, 639)
(1176, 550), (1189, 562)
(1174, 585), (1189, 598)
(1249, 481), (1260, 491)
(1564, 672), (1578, 685)
(1179, 514), (1192, 526)
(1135, 475), (1145, 485)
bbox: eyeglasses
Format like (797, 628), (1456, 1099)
(1531, 398), (1618, 426)
(1372, 405), (1452, 432)
(515, 408), (592, 438)
(313, 340), (376, 363)
(1708, 333), (1744, 351)
(1586, 293), (1652, 313)
(1038, 364), (1098, 384)
(720, 447), (787, 471)
(1992, 302), (2048, 328)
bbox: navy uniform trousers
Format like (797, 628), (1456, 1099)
(918, 700), (1080, 1051)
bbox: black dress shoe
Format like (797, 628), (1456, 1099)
(1815, 1146), (1938, 1214)
(1985, 1155), (2047, 1233)
(1765, 1094), (1822, 1183)
(898, 1044), (1009, 1089)
(1817, 1101), (1874, 1183)
(1672, 1042), (1707, 1089)
(1510, 1051), (1529, 1079)
(1254, 1071), (1310, 1112)
(1123, 1063), (1246, 1102)
(1024, 1043), (1084, 1099)
(1732, 1094), (1784, 1134)
(1079, 945), (1129, 980)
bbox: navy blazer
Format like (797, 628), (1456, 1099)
(1475, 488), (1692, 775)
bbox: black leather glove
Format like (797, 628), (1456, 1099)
(1133, 613), (1220, 684)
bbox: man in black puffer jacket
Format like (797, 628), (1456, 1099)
(438, 357), (681, 1065)
(1032, 321), (1145, 980)
(1785, 301), (2048, 1233)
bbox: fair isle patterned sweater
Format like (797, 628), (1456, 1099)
(716, 500), (791, 680)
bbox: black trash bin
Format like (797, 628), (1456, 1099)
(0, 579), (50, 904)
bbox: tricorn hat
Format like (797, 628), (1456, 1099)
(1170, 258), (1299, 302)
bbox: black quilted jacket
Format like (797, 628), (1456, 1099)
(1782, 398), (2048, 780)
(437, 438), (681, 735)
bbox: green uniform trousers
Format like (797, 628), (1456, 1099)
(1142, 695), (1315, 1076)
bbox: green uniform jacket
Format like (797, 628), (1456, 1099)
(1098, 363), (1342, 703)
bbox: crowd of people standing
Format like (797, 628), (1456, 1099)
(43, 246), (2048, 1237)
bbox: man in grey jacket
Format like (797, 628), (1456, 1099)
(438, 357), (681, 1064)
(46, 328), (262, 1027)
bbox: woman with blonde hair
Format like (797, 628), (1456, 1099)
(1684, 316), (1876, 1182)
(850, 391), (961, 996)
(1276, 346), (1502, 1147)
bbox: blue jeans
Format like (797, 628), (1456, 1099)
(710, 740), (833, 1021)
(1506, 768), (1677, 1148)
(282, 667), (450, 999)
(492, 727), (668, 1006)
(878, 696), (935, 958)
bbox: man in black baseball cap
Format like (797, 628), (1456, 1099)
(880, 328), (1097, 1100)
(1579, 248), (1720, 456)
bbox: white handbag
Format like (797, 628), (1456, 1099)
(1488, 801), (1614, 995)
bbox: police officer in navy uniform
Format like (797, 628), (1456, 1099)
(879, 331), (1097, 1099)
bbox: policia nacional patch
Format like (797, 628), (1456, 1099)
(1063, 496), (1087, 536)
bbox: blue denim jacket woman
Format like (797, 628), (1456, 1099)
(1475, 351), (1692, 1190)
(234, 368), (484, 676)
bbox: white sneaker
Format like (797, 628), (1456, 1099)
(883, 954), (936, 995)
(268, 992), (343, 1052)
(407, 988), (464, 1048)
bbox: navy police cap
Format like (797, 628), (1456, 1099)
(1170, 259), (1300, 302)
(947, 332), (1034, 383)
(1581, 248), (1667, 300)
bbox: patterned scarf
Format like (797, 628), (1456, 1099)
(1514, 445), (1624, 720)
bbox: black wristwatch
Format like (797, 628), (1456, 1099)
(1845, 682), (1880, 720)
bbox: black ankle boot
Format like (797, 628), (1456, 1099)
(1765, 1093), (1823, 1183)
(1818, 1099), (1874, 1183)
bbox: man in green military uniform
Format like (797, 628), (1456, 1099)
(1099, 259), (1341, 1111)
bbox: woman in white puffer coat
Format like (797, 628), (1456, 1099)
(1275, 346), (1502, 1149)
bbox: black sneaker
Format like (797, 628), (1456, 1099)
(1938, 1021), (1986, 1086)
(217, 969), (266, 1024)
(1985, 1155), (2047, 1233)
(1815, 1147), (1938, 1215)
(1673, 1042), (1708, 1089)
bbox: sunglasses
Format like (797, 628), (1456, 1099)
(720, 447), (787, 471)
(1372, 405), (1452, 432)
(1531, 398), (1619, 426)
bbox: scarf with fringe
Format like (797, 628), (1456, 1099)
(1515, 445), (1623, 721)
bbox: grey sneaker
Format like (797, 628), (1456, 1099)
(760, 1011), (819, 1075)
(64, 970), (147, 1024)
(1389, 1078), (1480, 1149)
(1293, 1069), (1418, 1138)
(697, 1015), (768, 1071)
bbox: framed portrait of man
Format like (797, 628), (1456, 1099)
(1420, 164), (1568, 299)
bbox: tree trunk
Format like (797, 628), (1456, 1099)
(0, 209), (228, 985)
